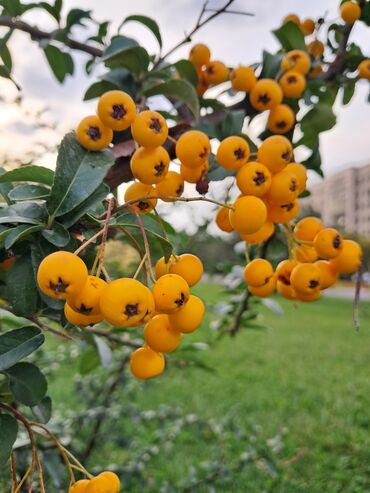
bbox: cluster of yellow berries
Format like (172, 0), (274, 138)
(68, 470), (120, 493)
(243, 217), (362, 301)
(36, 249), (205, 380)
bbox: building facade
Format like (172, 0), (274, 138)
(302, 163), (370, 238)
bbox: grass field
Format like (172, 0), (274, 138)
(47, 285), (370, 492)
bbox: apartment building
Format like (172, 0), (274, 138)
(302, 163), (370, 237)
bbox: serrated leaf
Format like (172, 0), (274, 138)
(5, 254), (39, 316)
(0, 414), (18, 463)
(8, 184), (50, 201)
(144, 79), (199, 119)
(41, 222), (70, 247)
(5, 362), (47, 407)
(31, 396), (52, 424)
(0, 165), (54, 186)
(46, 133), (114, 218)
(4, 224), (44, 250)
(0, 327), (44, 372)
(273, 21), (306, 51)
(121, 14), (162, 48)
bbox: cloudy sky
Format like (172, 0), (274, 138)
(0, 0), (369, 231)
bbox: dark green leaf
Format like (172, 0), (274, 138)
(84, 80), (119, 101)
(0, 309), (36, 330)
(221, 110), (245, 138)
(103, 45), (150, 74)
(144, 79), (199, 119)
(360, 1), (370, 26)
(103, 35), (138, 58)
(41, 222), (70, 247)
(0, 41), (12, 71)
(120, 15), (162, 48)
(4, 224), (44, 249)
(0, 165), (54, 186)
(260, 50), (283, 79)
(31, 396), (52, 424)
(89, 21), (109, 44)
(46, 133), (114, 218)
(5, 362), (47, 407)
(78, 347), (100, 374)
(173, 60), (198, 86)
(300, 104), (336, 135)
(273, 21), (306, 51)
(0, 414), (18, 463)
(0, 0), (22, 16)
(0, 202), (46, 225)
(302, 146), (323, 176)
(344, 43), (365, 71)
(43, 45), (74, 83)
(66, 8), (91, 30)
(0, 167), (13, 205)
(5, 254), (39, 316)
(342, 79), (356, 105)
(0, 327), (44, 372)
(8, 184), (50, 201)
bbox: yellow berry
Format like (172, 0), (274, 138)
(216, 136), (250, 170)
(168, 295), (205, 333)
(130, 146), (170, 185)
(97, 90), (136, 131)
(76, 116), (113, 151)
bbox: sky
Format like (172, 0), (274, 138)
(0, 0), (369, 232)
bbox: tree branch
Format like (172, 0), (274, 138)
(320, 23), (354, 81)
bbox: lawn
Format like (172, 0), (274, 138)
(48, 285), (370, 493)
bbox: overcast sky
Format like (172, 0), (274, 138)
(0, 0), (369, 232)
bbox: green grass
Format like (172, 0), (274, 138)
(48, 285), (370, 492)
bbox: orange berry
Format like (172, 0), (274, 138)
(281, 50), (311, 75)
(124, 182), (157, 214)
(196, 67), (209, 96)
(257, 135), (293, 173)
(315, 260), (338, 289)
(290, 263), (321, 295)
(131, 110), (168, 148)
(277, 280), (296, 300)
(155, 255), (174, 279)
(268, 199), (300, 223)
(243, 259), (274, 287)
(97, 90), (136, 131)
(0, 254), (15, 272)
(307, 40), (324, 58)
(358, 59), (370, 80)
(241, 221), (275, 245)
(301, 18), (315, 36)
(215, 207), (234, 233)
(66, 275), (107, 315)
(229, 196), (267, 235)
(76, 115), (113, 151)
(329, 239), (362, 274)
(69, 479), (90, 493)
(296, 290), (321, 302)
(97, 472), (121, 493)
(130, 346), (165, 379)
(340, 1), (361, 23)
(169, 253), (204, 287)
(249, 275), (276, 297)
(37, 251), (88, 301)
(250, 79), (283, 112)
(230, 66), (257, 92)
(279, 70), (306, 99)
(144, 314), (181, 352)
(168, 295), (205, 333)
(180, 160), (209, 183)
(266, 168), (300, 205)
(310, 64), (323, 77)
(294, 244), (318, 263)
(130, 146), (169, 185)
(85, 476), (111, 493)
(99, 278), (155, 327)
(216, 136), (250, 170)
(313, 228), (343, 259)
(276, 259), (297, 286)
(189, 43), (211, 67)
(155, 171), (184, 201)
(204, 60), (229, 85)
(283, 14), (300, 25)
(152, 274), (190, 314)
(236, 162), (272, 197)
(267, 104), (295, 134)
(64, 303), (104, 327)
(285, 163), (307, 194)
(294, 216), (324, 242)
(176, 130), (211, 168)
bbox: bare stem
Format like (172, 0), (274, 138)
(73, 229), (104, 256)
(135, 212), (156, 283)
(96, 197), (115, 277)
(133, 252), (148, 280)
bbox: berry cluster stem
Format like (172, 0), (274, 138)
(135, 212), (156, 283)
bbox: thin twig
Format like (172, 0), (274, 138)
(205, 8), (254, 16)
(10, 453), (17, 492)
(100, 264), (112, 283)
(73, 229), (104, 256)
(96, 197), (115, 277)
(135, 212), (156, 283)
(229, 290), (250, 337)
(133, 252), (148, 280)
(85, 327), (142, 348)
(30, 316), (75, 341)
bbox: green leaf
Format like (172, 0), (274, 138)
(8, 184), (50, 201)
(0, 0), (22, 16)
(4, 224), (44, 250)
(0, 327), (44, 372)
(78, 347), (100, 375)
(103, 45), (150, 74)
(46, 133), (114, 218)
(43, 45), (74, 83)
(103, 35), (138, 58)
(120, 14), (162, 48)
(0, 167), (13, 205)
(41, 222), (70, 247)
(220, 110), (245, 138)
(5, 362), (47, 407)
(93, 335), (112, 369)
(5, 254), (39, 316)
(83, 80), (119, 101)
(0, 308), (36, 330)
(342, 79), (356, 105)
(31, 396), (52, 424)
(0, 202), (46, 225)
(0, 165), (54, 186)
(173, 60), (198, 86)
(360, 1), (370, 26)
(302, 146), (323, 176)
(260, 50), (283, 79)
(66, 8), (91, 30)
(0, 414), (18, 463)
(273, 21), (306, 51)
(144, 79), (199, 119)
(300, 104), (336, 135)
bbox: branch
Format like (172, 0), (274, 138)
(229, 290), (250, 337)
(320, 23), (354, 81)
(85, 326), (142, 349)
(0, 16), (103, 57)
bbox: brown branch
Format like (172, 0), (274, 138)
(85, 326), (142, 349)
(229, 290), (250, 337)
(0, 16), (103, 57)
(320, 23), (354, 81)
